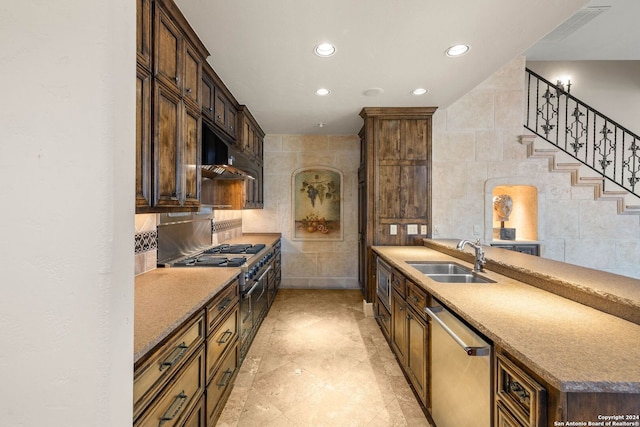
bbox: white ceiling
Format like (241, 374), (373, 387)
(174, 0), (635, 135)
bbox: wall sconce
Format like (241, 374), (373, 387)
(556, 77), (571, 94)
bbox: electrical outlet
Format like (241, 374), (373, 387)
(390, 224), (398, 235)
(407, 224), (418, 235)
(433, 225), (440, 236)
(473, 225), (482, 236)
(420, 225), (427, 235)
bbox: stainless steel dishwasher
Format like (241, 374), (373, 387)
(425, 303), (492, 427)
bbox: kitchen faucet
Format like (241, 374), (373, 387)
(456, 239), (486, 272)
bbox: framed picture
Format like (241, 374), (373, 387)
(292, 167), (343, 241)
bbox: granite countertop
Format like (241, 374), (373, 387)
(373, 243), (640, 394)
(425, 239), (640, 325)
(134, 268), (239, 363)
(134, 233), (281, 364)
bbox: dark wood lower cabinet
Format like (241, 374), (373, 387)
(406, 308), (428, 407)
(390, 287), (428, 408)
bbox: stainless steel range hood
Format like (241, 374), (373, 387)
(202, 122), (252, 179)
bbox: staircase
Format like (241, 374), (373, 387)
(519, 134), (640, 215)
(523, 68), (640, 216)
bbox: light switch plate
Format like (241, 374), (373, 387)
(420, 225), (427, 235)
(390, 224), (398, 235)
(407, 224), (418, 235)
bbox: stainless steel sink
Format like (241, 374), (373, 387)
(427, 274), (494, 283)
(406, 261), (495, 284)
(407, 262), (471, 275)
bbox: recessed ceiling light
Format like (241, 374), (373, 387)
(314, 43), (336, 57)
(315, 88), (330, 96)
(317, 122), (327, 128)
(411, 88), (428, 96)
(445, 44), (470, 57)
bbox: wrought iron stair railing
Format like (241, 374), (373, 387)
(525, 68), (640, 199)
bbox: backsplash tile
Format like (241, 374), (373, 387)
(134, 230), (157, 254)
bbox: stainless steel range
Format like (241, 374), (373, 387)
(156, 213), (279, 361)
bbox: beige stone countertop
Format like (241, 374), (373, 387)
(425, 239), (640, 325)
(134, 268), (239, 363)
(372, 244), (640, 393)
(134, 233), (281, 364)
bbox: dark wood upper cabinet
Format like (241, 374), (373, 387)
(153, 5), (182, 93)
(136, 0), (265, 213)
(136, 0), (152, 69)
(136, 0), (209, 213)
(136, 66), (152, 209)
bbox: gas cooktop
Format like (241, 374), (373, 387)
(204, 243), (266, 255)
(159, 243), (267, 268)
(171, 254), (248, 267)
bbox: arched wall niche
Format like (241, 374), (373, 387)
(484, 178), (543, 243)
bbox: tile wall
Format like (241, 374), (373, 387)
(242, 135), (360, 289)
(432, 56), (640, 279)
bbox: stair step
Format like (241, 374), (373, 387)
(520, 133), (640, 216)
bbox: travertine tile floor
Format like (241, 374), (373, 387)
(216, 289), (432, 427)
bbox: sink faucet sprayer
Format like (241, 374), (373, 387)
(456, 239), (486, 272)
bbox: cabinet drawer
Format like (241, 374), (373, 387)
(496, 400), (524, 427)
(135, 347), (206, 427)
(134, 313), (205, 418)
(207, 305), (238, 382)
(207, 280), (238, 333)
(182, 396), (205, 427)
(496, 353), (546, 427)
(375, 300), (391, 339)
(406, 280), (428, 318)
(391, 271), (406, 297)
(207, 342), (239, 426)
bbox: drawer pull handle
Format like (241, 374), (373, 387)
(508, 380), (531, 406)
(217, 329), (233, 344)
(217, 368), (234, 389)
(159, 391), (188, 426)
(160, 343), (188, 371)
(218, 297), (232, 312)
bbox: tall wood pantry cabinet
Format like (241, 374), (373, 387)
(358, 107), (437, 302)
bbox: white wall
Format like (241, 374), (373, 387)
(527, 61), (640, 135)
(0, 2), (135, 426)
(432, 56), (640, 279)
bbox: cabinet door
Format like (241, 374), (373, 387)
(183, 106), (201, 209)
(226, 104), (237, 138)
(136, 0), (152, 69)
(153, 83), (182, 208)
(406, 308), (428, 407)
(377, 165), (401, 219)
(401, 164), (427, 218)
(183, 41), (201, 109)
(214, 89), (228, 132)
(136, 67), (152, 210)
(201, 73), (214, 120)
(390, 291), (408, 366)
(154, 6), (182, 93)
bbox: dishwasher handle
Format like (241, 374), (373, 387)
(425, 306), (490, 357)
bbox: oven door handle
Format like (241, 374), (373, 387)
(244, 279), (262, 298)
(255, 265), (272, 283)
